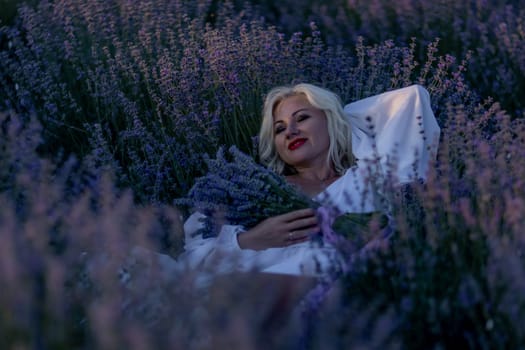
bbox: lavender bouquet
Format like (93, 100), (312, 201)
(176, 146), (389, 245)
(175, 146), (318, 238)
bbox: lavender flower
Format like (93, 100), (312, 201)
(176, 146), (317, 238)
(176, 145), (390, 252)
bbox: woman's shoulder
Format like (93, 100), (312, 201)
(317, 166), (379, 213)
(316, 167), (356, 200)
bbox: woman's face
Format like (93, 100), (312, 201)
(273, 94), (330, 170)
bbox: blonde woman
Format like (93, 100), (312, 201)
(180, 84), (440, 276)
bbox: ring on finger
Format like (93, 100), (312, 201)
(288, 231), (294, 239)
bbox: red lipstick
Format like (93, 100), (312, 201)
(288, 138), (307, 150)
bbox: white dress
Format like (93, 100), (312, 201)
(177, 85), (440, 277)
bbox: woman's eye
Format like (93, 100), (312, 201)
(298, 115), (310, 121)
(275, 127), (285, 134)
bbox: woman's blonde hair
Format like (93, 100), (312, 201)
(259, 83), (354, 175)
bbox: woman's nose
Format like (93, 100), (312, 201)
(285, 122), (299, 138)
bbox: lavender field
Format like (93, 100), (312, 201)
(1, 0), (525, 348)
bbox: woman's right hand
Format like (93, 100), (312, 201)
(237, 208), (320, 251)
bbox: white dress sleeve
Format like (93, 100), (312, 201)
(179, 212), (245, 272)
(344, 84), (440, 184)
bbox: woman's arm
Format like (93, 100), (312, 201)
(344, 84), (440, 183)
(181, 212), (244, 270)
(181, 208), (319, 270)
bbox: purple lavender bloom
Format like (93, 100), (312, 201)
(176, 146), (317, 237)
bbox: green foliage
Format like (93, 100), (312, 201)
(1, 0), (525, 349)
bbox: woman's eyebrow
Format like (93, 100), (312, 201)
(291, 108), (309, 116)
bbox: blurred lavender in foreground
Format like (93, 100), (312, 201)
(1, 0), (525, 348)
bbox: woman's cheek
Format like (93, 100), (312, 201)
(274, 138), (285, 155)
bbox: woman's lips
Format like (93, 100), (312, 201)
(288, 138), (307, 150)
